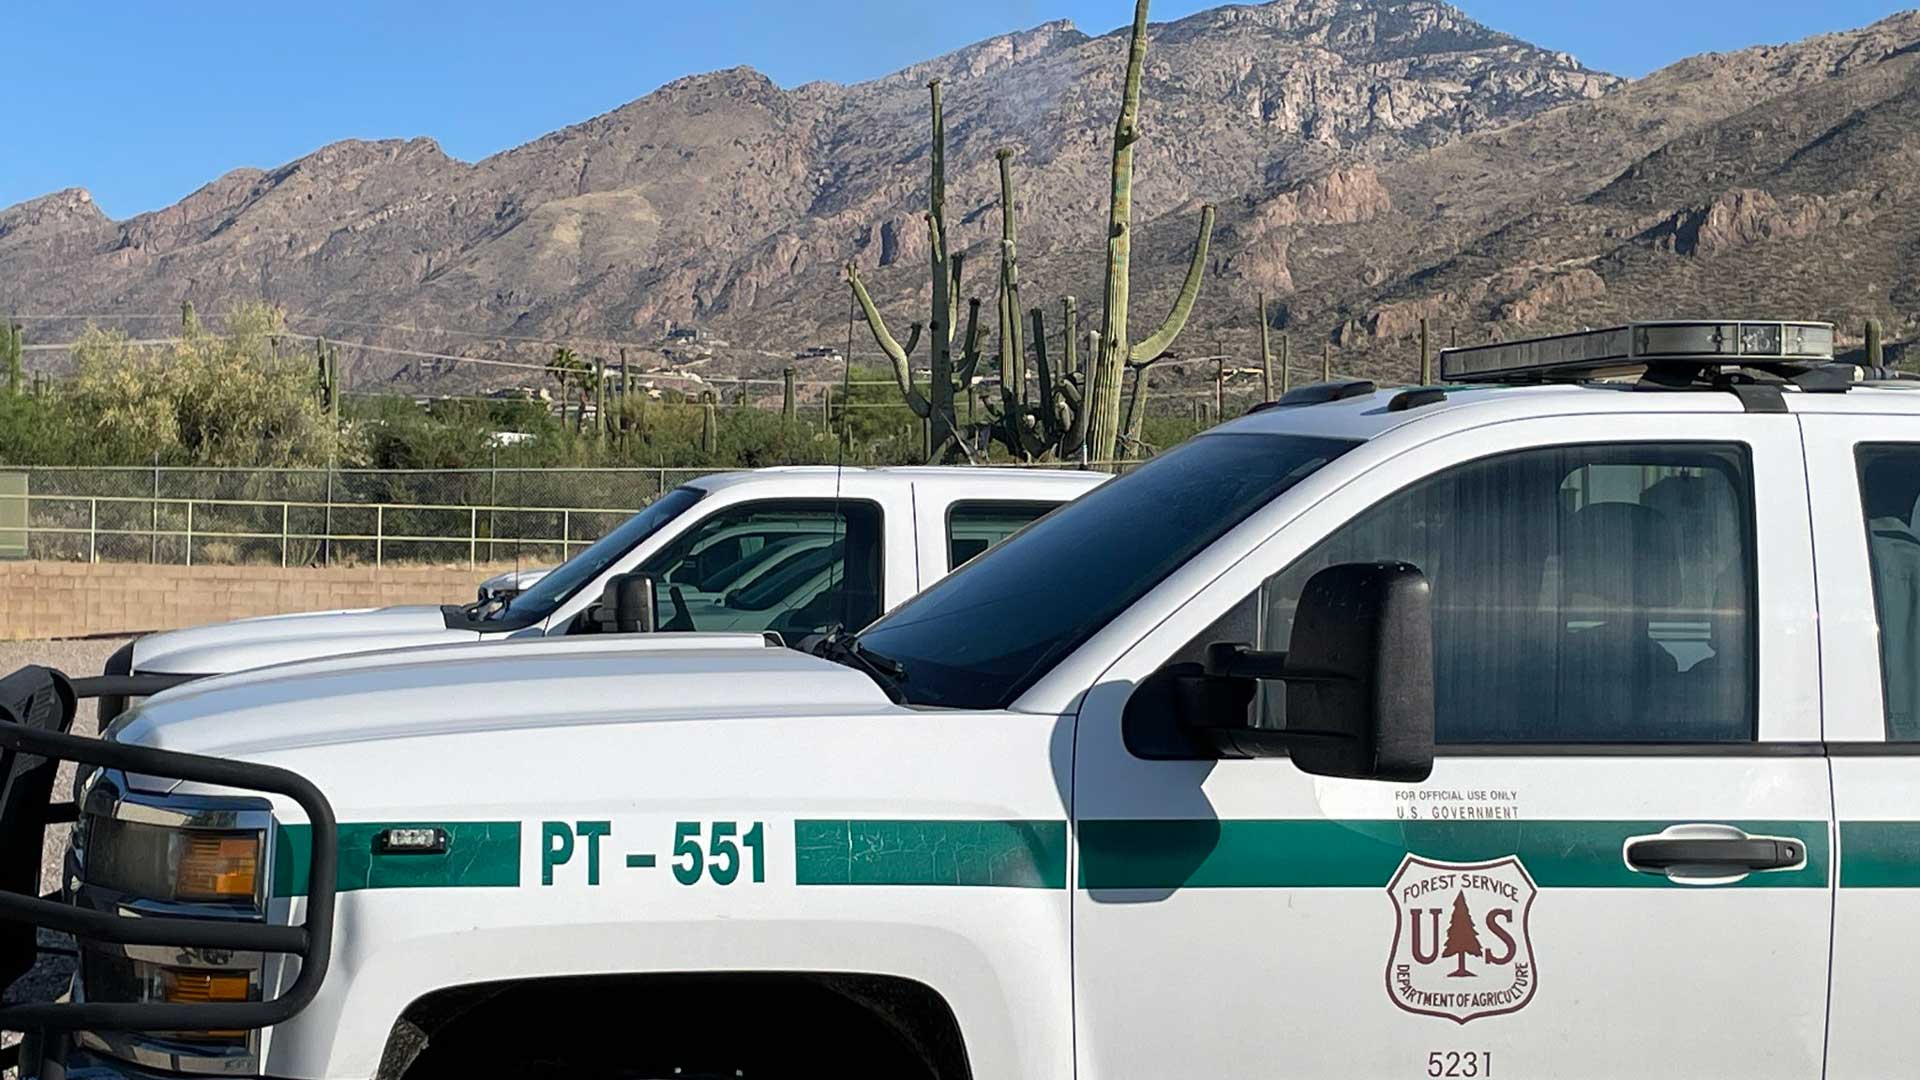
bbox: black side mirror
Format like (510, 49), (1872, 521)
(1155, 561), (1434, 782)
(593, 573), (657, 634)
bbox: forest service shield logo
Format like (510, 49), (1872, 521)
(1385, 854), (1538, 1024)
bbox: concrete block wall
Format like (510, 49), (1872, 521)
(0, 561), (517, 641)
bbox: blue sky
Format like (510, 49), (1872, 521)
(6, 0), (1909, 219)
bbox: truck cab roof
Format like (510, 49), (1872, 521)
(1226, 377), (1920, 446)
(683, 465), (1104, 496)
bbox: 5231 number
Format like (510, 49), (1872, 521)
(672, 820), (766, 885)
(1427, 1051), (1491, 1078)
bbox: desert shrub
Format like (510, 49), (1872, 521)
(60, 304), (340, 467)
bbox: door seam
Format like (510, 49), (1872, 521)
(1796, 414), (1837, 1080)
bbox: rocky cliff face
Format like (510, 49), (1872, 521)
(1306, 6), (1920, 375)
(5, 0), (1915, 392)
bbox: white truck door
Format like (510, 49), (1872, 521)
(1803, 413), (1920, 1079)
(1073, 414), (1832, 1080)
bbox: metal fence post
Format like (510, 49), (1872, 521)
(469, 508), (478, 569)
(149, 455), (160, 564)
(324, 462), (335, 568)
(376, 505), (384, 568)
(562, 509), (571, 557)
(281, 502), (290, 568)
(185, 501), (194, 567)
(88, 498), (97, 564)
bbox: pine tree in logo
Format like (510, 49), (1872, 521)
(1442, 891), (1483, 978)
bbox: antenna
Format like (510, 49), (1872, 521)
(828, 285), (858, 632)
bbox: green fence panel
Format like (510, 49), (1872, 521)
(0, 473), (24, 559)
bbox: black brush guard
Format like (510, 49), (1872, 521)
(0, 665), (337, 1033)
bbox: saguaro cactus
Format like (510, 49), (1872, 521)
(996, 148), (1027, 426)
(700, 391), (719, 454)
(983, 150), (1090, 460)
(848, 79), (982, 463)
(3, 321), (22, 396)
(314, 337), (340, 417)
(181, 300), (199, 333)
(1085, 0), (1216, 466)
(1867, 318), (1885, 368)
(783, 367), (798, 420)
(1117, 199), (1214, 452)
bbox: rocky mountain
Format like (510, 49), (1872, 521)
(3, 0), (1916, 393)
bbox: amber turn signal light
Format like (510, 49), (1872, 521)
(175, 833), (261, 901)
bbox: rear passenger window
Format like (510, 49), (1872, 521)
(1240, 443), (1756, 744)
(1857, 445), (1920, 740)
(946, 501), (1058, 571)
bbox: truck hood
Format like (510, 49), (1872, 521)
(115, 634), (895, 763)
(130, 605), (478, 676)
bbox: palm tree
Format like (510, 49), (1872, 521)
(547, 348), (590, 432)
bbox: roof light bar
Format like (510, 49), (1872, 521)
(1439, 320), (1835, 384)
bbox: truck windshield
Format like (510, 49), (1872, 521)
(854, 432), (1357, 709)
(478, 486), (706, 627)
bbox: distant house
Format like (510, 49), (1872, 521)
(486, 386), (550, 402)
(487, 431), (536, 448)
(666, 328), (701, 343)
(794, 346), (842, 362)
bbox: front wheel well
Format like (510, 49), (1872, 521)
(382, 971), (972, 1080)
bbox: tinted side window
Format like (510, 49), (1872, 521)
(1858, 445), (1920, 740)
(633, 500), (884, 639)
(946, 501), (1059, 570)
(1240, 443), (1756, 744)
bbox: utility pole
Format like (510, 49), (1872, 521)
(1258, 294), (1273, 402)
(594, 358), (608, 445)
(1420, 318), (1432, 385)
(1280, 333), (1291, 395)
(1322, 340), (1331, 382)
(618, 348), (630, 451)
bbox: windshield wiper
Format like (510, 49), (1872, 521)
(811, 626), (905, 702)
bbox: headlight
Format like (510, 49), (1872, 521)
(84, 817), (263, 905)
(70, 772), (274, 1065)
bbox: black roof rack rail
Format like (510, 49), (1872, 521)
(0, 665), (337, 1033)
(1250, 379), (1377, 412)
(1388, 388), (1448, 412)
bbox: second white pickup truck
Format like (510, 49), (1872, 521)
(115, 466), (1104, 681)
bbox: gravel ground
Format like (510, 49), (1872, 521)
(0, 637), (134, 1057)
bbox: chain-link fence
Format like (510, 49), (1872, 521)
(0, 462), (1132, 567)
(0, 466), (733, 567)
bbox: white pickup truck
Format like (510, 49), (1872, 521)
(115, 466), (1105, 682)
(8, 320), (1920, 1080)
